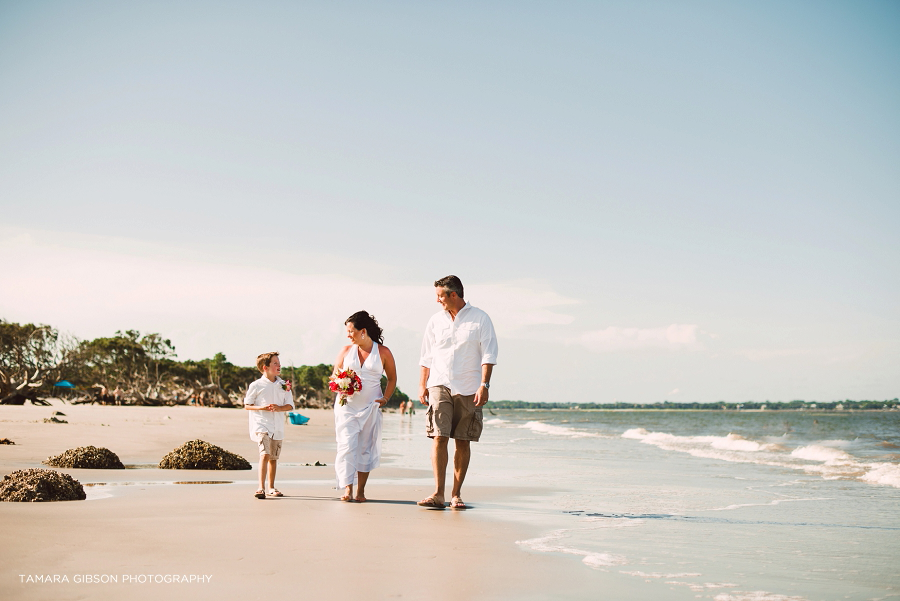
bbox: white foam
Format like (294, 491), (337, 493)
(520, 421), (599, 438)
(516, 529), (627, 570)
(623, 429), (774, 452)
(620, 571), (702, 579)
(665, 581), (739, 592)
(704, 498), (829, 512)
(860, 462), (900, 488)
(714, 592), (808, 601)
(622, 428), (900, 489)
(484, 418), (507, 425)
(582, 553), (627, 568)
(790, 445), (853, 464)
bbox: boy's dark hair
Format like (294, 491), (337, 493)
(256, 352), (279, 373)
(434, 275), (464, 299)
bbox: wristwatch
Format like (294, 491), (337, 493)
(481, 382), (490, 389)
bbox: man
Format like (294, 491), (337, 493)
(417, 275), (498, 509)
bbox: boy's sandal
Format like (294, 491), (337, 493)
(267, 489), (283, 497)
(254, 489), (266, 499)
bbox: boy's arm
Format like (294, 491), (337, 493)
(244, 382), (270, 410)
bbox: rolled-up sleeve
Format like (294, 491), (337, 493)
(419, 320), (434, 368)
(244, 382), (259, 406)
(480, 315), (498, 365)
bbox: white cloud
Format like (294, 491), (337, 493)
(0, 229), (579, 393)
(577, 324), (701, 353)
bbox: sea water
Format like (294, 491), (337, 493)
(383, 410), (900, 601)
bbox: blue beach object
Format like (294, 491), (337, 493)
(288, 412), (310, 425)
(53, 381), (75, 388)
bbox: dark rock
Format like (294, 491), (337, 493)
(43, 417), (67, 423)
(43, 446), (125, 469)
(53, 411), (66, 416)
(0, 438), (14, 445)
(158, 440), (251, 470)
(0, 468), (86, 502)
(315, 461), (327, 466)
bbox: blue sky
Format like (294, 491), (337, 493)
(1, 1), (898, 402)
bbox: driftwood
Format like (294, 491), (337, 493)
(0, 391), (51, 406)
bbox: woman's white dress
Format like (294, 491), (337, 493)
(334, 342), (384, 488)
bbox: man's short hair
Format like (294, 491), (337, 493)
(256, 352), (279, 373)
(434, 275), (464, 299)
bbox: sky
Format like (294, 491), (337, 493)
(1, 0), (898, 403)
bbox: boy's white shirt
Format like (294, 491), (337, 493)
(244, 375), (294, 441)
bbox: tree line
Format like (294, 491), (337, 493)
(0, 320), (409, 409)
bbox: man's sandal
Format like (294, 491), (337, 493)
(254, 489), (266, 499)
(417, 497), (446, 509)
(267, 489), (283, 497)
(450, 496), (467, 509)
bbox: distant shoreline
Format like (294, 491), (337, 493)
(489, 399), (899, 412)
(491, 407), (899, 413)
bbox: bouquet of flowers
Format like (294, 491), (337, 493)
(281, 380), (292, 392)
(329, 368), (362, 406)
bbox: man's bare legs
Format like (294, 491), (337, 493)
(426, 436), (470, 506)
(429, 436), (450, 504)
(451, 439), (470, 505)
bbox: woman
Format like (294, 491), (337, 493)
(332, 311), (397, 502)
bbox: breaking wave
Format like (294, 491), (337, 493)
(622, 428), (900, 489)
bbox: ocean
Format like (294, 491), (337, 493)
(382, 409), (900, 601)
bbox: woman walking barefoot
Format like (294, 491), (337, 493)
(332, 311), (397, 502)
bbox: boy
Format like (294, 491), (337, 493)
(244, 351), (294, 499)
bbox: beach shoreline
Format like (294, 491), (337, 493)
(0, 400), (613, 601)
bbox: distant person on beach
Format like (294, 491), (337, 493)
(399, 400), (407, 415)
(244, 352), (294, 499)
(332, 311), (397, 502)
(407, 400), (415, 416)
(418, 275), (498, 510)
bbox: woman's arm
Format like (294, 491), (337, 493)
(332, 346), (351, 376)
(378, 345), (397, 407)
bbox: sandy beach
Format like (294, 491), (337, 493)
(0, 401), (596, 601)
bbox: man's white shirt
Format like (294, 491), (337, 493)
(419, 302), (498, 396)
(244, 375), (294, 441)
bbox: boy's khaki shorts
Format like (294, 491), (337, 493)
(257, 433), (282, 460)
(426, 386), (483, 442)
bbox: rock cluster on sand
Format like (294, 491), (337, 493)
(0, 438), (14, 445)
(158, 440), (251, 470)
(43, 446), (125, 469)
(0, 468), (86, 502)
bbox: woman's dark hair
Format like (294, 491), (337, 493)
(345, 311), (384, 344)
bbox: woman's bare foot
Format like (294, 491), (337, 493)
(355, 493), (367, 503)
(341, 485), (354, 502)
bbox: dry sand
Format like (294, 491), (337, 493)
(0, 400), (593, 601)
